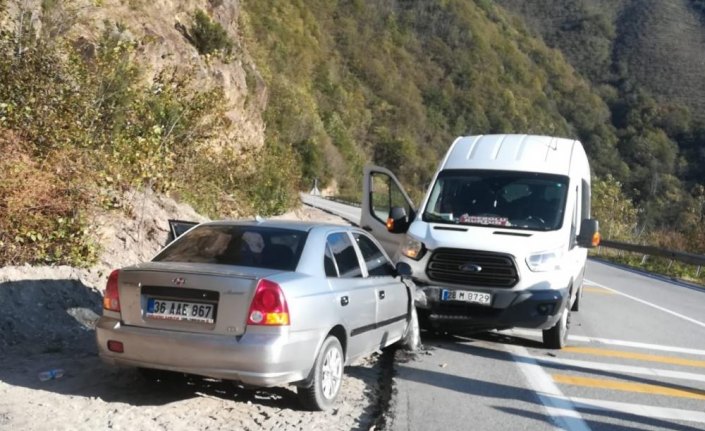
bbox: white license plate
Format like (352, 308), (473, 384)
(146, 298), (215, 324)
(441, 289), (492, 306)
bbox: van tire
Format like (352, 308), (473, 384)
(571, 286), (582, 312)
(297, 336), (344, 411)
(543, 303), (570, 349)
(400, 306), (421, 351)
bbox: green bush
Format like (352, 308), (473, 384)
(189, 9), (233, 56)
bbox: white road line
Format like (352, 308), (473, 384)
(534, 356), (705, 383)
(507, 328), (705, 357)
(569, 397), (705, 425)
(505, 344), (591, 431)
(584, 278), (705, 330)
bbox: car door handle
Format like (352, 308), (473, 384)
(378, 290), (385, 300)
(340, 296), (349, 306)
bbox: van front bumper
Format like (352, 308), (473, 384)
(95, 317), (321, 387)
(416, 285), (569, 332)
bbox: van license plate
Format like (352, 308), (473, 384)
(146, 298), (215, 324)
(441, 290), (492, 306)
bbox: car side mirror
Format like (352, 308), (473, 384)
(396, 262), (413, 279)
(577, 219), (600, 248)
(387, 207), (410, 233)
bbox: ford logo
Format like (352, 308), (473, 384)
(460, 263), (482, 273)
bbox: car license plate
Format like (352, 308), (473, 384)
(146, 298), (215, 324)
(441, 289), (492, 306)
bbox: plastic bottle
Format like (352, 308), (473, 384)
(38, 369), (65, 382)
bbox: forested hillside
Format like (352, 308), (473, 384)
(2, 0), (704, 270)
(242, 0), (705, 257)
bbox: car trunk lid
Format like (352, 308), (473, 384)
(117, 262), (282, 336)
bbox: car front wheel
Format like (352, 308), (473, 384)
(297, 336), (344, 410)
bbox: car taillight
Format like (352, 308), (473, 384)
(103, 269), (121, 312)
(246, 279), (290, 326)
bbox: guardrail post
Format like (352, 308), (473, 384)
(697, 266), (702, 278)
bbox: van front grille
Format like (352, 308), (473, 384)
(426, 248), (519, 288)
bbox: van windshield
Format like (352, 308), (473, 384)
(422, 170), (569, 231)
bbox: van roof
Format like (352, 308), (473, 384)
(442, 134), (579, 176)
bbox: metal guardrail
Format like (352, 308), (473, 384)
(600, 239), (705, 268)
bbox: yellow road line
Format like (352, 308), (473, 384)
(582, 286), (615, 294)
(552, 374), (705, 400)
(563, 346), (705, 368)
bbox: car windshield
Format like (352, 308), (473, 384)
(422, 170), (569, 231)
(153, 225), (307, 271)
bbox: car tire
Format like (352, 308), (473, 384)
(571, 286), (582, 312)
(543, 302), (570, 349)
(399, 306), (421, 351)
(297, 336), (344, 411)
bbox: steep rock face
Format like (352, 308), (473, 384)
(5, 0), (266, 148)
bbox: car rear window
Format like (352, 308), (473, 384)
(153, 225), (307, 271)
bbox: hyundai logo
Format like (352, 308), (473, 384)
(460, 263), (482, 273)
(172, 277), (186, 286)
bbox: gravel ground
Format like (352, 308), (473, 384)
(0, 196), (389, 431)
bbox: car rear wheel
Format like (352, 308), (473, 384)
(297, 336), (344, 411)
(542, 302), (570, 349)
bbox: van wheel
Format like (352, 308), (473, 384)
(571, 286), (582, 312)
(297, 336), (344, 411)
(399, 306), (421, 351)
(543, 303), (570, 349)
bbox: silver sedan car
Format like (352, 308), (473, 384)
(96, 220), (419, 410)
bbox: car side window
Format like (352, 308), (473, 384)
(326, 233), (363, 278)
(353, 233), (396, 277)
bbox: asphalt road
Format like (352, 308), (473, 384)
(303, 194), (705, 431)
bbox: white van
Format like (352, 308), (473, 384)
(361, 134), (600, 349)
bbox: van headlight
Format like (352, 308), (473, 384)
(401, 236), (425, 260)
(526, 248), (564, 272)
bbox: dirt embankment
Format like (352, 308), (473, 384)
(0, 193), (388, 431)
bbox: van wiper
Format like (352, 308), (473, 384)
(423, 212), (455, 223)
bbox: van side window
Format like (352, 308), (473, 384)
(326, 233), (363, 278)
(353, 233), (396, 277)
(370, 172), (412, 223)
(581, 179), (591, 220)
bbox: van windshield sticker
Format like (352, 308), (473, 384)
(459, 214), (511, 227)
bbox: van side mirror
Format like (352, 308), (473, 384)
(396, 262), (413, 279)
(387, 207), (410, 233)
(577, 219), (600, 248)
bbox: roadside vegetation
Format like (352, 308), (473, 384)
(0, 1), (298, 267)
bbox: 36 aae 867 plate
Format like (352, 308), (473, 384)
(441, 289), (492, 306)
(146, 298), (215, 323)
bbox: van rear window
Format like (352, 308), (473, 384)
(153, 225), (307, 271)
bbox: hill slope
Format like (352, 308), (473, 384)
(497, 0), (705, 118)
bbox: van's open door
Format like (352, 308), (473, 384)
(166, 220), (199, 245)
(361, 165), (415, 257)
